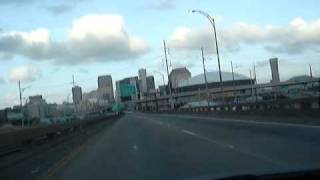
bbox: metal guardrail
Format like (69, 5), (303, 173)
(0, 113), (120, 157)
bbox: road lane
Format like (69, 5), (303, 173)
(49, 112), (320, 180)
(138, 114), (320, 168)
(134, 113), (320, 168)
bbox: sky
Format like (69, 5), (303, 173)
(0, 0), (319, 108)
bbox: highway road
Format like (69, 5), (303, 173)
(47, 112), (320, 180)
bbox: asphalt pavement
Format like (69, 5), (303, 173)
(47, 112), (320, 180)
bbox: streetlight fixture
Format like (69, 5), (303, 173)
(189, 9), (225, 104)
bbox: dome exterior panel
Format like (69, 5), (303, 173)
(179, 71), (249, 87)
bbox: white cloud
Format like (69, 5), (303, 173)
(0, 14), (149, 64)
(64, 14), (149, 63)
(168, 18), (320, 55)
(19, 28), (49, 44)
(145, 0), (176, 10)
(0, 28), (52, 60)
(8, 64), (42, 82)
(265, 18), (320, 54)
(168, 27), (210, 51)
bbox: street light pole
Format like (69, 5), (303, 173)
(253, 64), (258, 103)
(249, 69), (254, 98)
(231, 61), (237, 103)
(18, 80), (23, 127)
(201, 48), (210, 107)
(189, 10), (224, 105)
(163, 40), (173, 109)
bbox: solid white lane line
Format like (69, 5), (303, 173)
(181, 129), (197, 136)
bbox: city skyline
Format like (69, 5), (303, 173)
(1, 0), (320, 108)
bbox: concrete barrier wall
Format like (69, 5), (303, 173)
(0, 113), (121, 156)
(141, 97), (320, 117)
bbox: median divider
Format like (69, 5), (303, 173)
(0, 113), (121, 157)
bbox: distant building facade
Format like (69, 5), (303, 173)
(270, 58), (280, 83)
(83, 90), (102, 103)
(27, 95), (46, 120)
(169, 67), (192, 89)
(146, 76), (155, 92)
(116, 76), (140, 103)
(45, 103), (58, 118)
(138, 69), (156, 99)
(98, 75), (114, 103)
(72, 86), (82, 105)
(138, 68), (147, 94)
(57, 102), (74, 116)
(29, 95), (45, 104)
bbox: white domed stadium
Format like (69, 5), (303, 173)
(179, 71), (249, 87)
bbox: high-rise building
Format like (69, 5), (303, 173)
(98, 75), (114, 102)
(138, 69), (147, 79)
(270, 58), (280, 83)
(169, 67), (192, 89)
(138, 68), (147, 94)
(72, 86), (82, 105)
(146, 76), (155, 91)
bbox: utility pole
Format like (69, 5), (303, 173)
(253, 64), (257, 84)
(309, 64), (313, 78)
(253, 64), (258, 103)
(163, 40), (173, 109)
(249, 69), (254, 97)
(198, 88), (201, 107)
(231, 61), (236, 104)
(201, 48), (210, 107)
(18, 80), (24, 127)
(72, 75), (75, 87)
